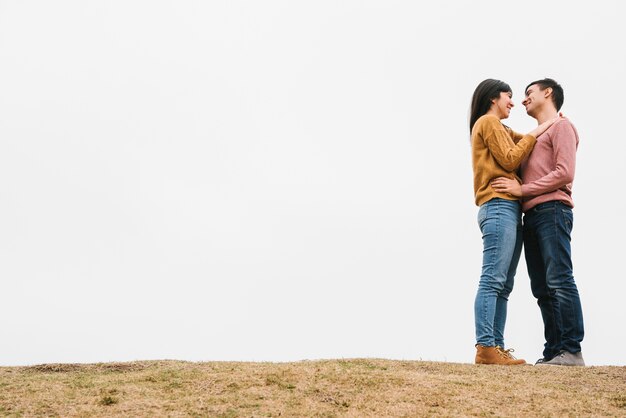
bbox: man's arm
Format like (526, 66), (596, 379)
(520, 121), (577, 197)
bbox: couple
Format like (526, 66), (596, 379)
(470, 78), (584, 366)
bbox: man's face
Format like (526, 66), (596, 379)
(522, 84), (550, 117)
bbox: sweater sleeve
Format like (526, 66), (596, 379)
(483, 120), (536, 172)
(521, 121), (577, 197)
(508, 127), (525, 144)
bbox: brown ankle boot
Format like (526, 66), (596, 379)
(475, 345), (526, 365)
(495, 346), (526, 365)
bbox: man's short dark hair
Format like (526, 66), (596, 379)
(526, 78), (564, 111)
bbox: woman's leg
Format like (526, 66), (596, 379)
(493, 203), (522, 348)
(475, 199), (521, 347)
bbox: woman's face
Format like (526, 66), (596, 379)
(491, 91), (514, 119)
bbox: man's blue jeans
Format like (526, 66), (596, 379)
(523, 201), (584, 360)
(475, 198), (522, 348)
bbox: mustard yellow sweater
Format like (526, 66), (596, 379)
(472, 114), (536, 206)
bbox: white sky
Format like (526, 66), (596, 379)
(1, 1), (624, 367)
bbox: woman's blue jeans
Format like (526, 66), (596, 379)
(475, 198), (522, 348)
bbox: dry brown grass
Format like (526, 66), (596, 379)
(1, 359), (624, 417)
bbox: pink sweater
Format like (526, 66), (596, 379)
(520, 118), (579, 212)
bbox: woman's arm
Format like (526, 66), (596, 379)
(508, 128), (525, 144)
(483, 116), (561, 171)
(529, 116), (561, 138)
(483, 126), (536, 172)
(509, 114), (562, 143)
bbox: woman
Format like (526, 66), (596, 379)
(470, 79), (558, 365)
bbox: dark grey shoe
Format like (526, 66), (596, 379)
(536, 350), (585, 366)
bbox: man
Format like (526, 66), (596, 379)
(491, 78), (585, 366)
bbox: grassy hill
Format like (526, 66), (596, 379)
(1, 359), (624, 417)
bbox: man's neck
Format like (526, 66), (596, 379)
(535, 107), (559, 125)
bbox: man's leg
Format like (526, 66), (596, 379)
(543, 203), (584, 354)
(523, 207), (561, 361)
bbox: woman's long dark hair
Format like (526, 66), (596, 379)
(469, 79), (512, 134)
